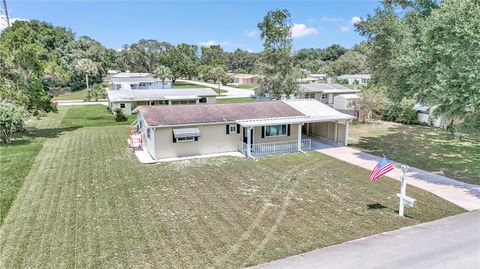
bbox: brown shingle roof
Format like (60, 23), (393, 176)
(138, 101), (304, 126)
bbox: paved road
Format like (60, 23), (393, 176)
(313, 141), (480, 211)
(176, 79), (255, 98)
(251, 210), (480, 269)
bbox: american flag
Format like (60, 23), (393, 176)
(370, 157), (394, 182)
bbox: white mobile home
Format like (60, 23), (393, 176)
(107, 88), (217, 115)
(300, 83), (359, 107)
(337, 74), (371, 85)
(134, 99), (356, 160)
(111, 72), (172, 90)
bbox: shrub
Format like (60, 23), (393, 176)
(382, 98), (418, 124)
(114, 108), (127, 122)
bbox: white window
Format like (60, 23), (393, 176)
(321, 94), (328, 99)
(265, 125), (287, 137)
(229, 124), (237, 134)
(120, 103), (126, 108)
(305, 93), (315, 99)
(176, 137), (195, 142)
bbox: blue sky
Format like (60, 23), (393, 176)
(4, 0), (379, 52)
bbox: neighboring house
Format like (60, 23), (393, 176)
(337, 74), (371, 85)
(134, 99), (355, 160)
(414, 104), (463, 128)
(107, 70), (119, 77)
(300, 83), (359, 107)
(333, 94), (360, 110)
(310, 74), (327, 82)
(107, 88), (217, 115)
(111, 72), (172, 90)
(232, 74), (259, 84)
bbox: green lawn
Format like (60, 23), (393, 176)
(59, 105), (135, 128)
(0, 107), (70, 224)
(53, 88), (88, 101)
(349, 120), (480, 184)
(0, 106), (463, 268)
(217, 97), (256, 104)
(227, 83), (259, 89)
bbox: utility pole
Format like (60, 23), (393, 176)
(2, 0), (10, 27)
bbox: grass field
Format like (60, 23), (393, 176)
(0, 106), (463, 268)
(349, 120), (480, 185)
(59, 105), (135, 128)
(53, 88), (88, 101)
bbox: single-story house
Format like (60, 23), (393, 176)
(134, 99), (356, 160)
(107, 88), (217, 115)
(107, 70), (119, 77)
(232, 74), (259, 84)
(111, 72), (172, 90)
(337, 74), (371, 85)
(300, 83), (359, 107)
(310, 74), (327, 82)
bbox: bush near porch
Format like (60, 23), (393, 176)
(0, 105), (463, 268)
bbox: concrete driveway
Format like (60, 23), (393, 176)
(176, 79), (254, 98)
(312, 140), (480, 211)
(250, 210), (480, 269)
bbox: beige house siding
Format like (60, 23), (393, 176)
(307, 121), (348, 144)
(111, 101), (132, 115)
(154, 123), (241, 159)
(251, 124), (299, 144)
(206, 97), (216, 104)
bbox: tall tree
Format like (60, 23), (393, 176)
(200, 45), (226, 66)
(207, 66), (227, 94)
(357, 0), (480, 129)
(153, 65), (173, 89)
(257, 9), (299, 99)
(75, 59), (98, 90)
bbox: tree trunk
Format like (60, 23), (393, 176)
(162, 79), (165, 89)
(86, 74), (89, 89)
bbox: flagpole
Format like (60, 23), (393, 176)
(399, 165), (409, 216)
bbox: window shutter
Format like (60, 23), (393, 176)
(172, 131), (176, 143)
(237, 124), (240, 133)
(261, 126), (265, 138)
(226, 125), (230, 135)
(287, 124), (291, 136)
(194, 137), (199, 141)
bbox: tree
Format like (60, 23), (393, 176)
(329, 51), (368, 76)
(200, 45), (226, 66)
(256, 9), (299, 99)
(89, 84), (106, 101)
(0, 102), (28, 144)
(153, 65), (173, 89)
(226, 49), (258, 73)
(294, 67), (309, 83)
(75, 59), (98, 90)
(357, 0), (479, 129)
(354, 84), (387, 122)
(207, 66), (227, 94)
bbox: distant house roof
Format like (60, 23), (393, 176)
(107, 70), (119, 74)
(111, 72), (163, 84)
(137, 101), (304, 127)
(300, 83), (359, 94)
(137, 99), (355, 127)
(337, 74), (371, 79)
(335, 94), (360, 99)
(106, 88), (217, 102)
(310, 74), (327, 78)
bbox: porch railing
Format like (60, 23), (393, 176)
(238, 139), (311, 156)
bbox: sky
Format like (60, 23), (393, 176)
(2, 0), (379, 52)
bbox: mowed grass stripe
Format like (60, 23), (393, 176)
(1, 124), (464, 268)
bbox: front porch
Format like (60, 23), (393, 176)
(236, 118), (350, 158)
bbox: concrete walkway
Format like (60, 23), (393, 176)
(314, 142), (480, 211)
(251, 210), (480, 269)
(176, 79), (254, 98)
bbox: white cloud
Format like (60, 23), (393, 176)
(320, 17), (343, 22)
(291, 23), (318, 38)
(351, 16), (362, 24)
(244, 30), (258, 37)
(340, 26), (351, 32)
(198, 40), (228, 46)
(0, 15), (29, 31)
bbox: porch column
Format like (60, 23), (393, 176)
(247, 127), (252, 157)
(344, 121), (349, 146)
(168, 100), (172, 105)
(195, 99), (199, 104)
(334, 121), (338, 143)
(297, 123), (303, 151)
